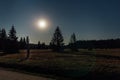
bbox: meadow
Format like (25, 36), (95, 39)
(0, 49), (120, 80)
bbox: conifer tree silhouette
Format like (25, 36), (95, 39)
(8, 25), (17, 41)
(37, 41), (41, 49)
(69, 33), (78, 51)
(1, 28), (7, 52)
(20, 37), (23, 42)
(19, 37), (27, 49)
(26, 36), (30, 59)
(51, 26), (64, 52)
(0, 29), (2, 50)
(6, 25), (19, 53)
(1, 28), (7, 39)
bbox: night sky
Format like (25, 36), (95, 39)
(0, 0), (120, 44)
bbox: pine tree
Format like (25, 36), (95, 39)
(37, 41), (41, 49)
(20, 37), (23, 43)
(41, 42), (46, 49)
(8, 25), (17, 41)
(70, 33), (76, 44)
(38, 41), (40, 45)
(51, 26), (64, 52)
(69, 33), (78, 52)
(1, 28), (7, 40)
(26, 36), (30, 59)
(23, 37), (26, 44)
(1, 28), (7, 51)
(6, 25), (19, 53)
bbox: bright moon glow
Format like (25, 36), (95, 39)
(37, 20), (47, 29)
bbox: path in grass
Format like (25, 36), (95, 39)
(0, 68), (54, 80)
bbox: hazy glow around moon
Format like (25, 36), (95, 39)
(37, 20), (47, 29)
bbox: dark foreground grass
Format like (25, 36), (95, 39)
(0, 49), (119, 80)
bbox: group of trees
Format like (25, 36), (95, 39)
(49, 26), (120, 51)
(76, 39), (120, 49)
(1, 25), (120, 54)
(50, 26), (78, 52)
(19, 37), (27, 49)
(0, 25), (78, 54)
(37, 41), (47, 49)
(0, 25), (19, 53)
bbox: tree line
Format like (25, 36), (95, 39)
(1, 25), (120, 54)
(76, 39), (120, 49)
(0, 25), (19, 53)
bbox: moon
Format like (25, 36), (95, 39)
(37, 20), (47, 29)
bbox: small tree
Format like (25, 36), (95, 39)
(0, 28), (1, 38)
(37, 41), (41, 49)
(41, 42), (46, 49)
(20, 37), (23, 43)
(19, 37), (27, 49)
(0, 29), (2, 50)
(50, 26), (64, 52)
(23, 37), (27, 48)
(26, 36), (30, 59)
(69, 33), (78, 52)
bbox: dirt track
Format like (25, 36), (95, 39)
(0, 69), (53, 80)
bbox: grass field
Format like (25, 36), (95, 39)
(0, 49), (120, 80)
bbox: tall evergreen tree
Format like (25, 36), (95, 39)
(51, 26), (64, 52)
(6, 25), (19, 53)
(69, 33), (78, 52)
(70, 33), (76, 44)
(8, 25), (17, 41)
(1, 28), (7, 40)
(1, 28), (7, 51)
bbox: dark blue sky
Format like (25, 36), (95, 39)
(0, 0), (120, 44)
